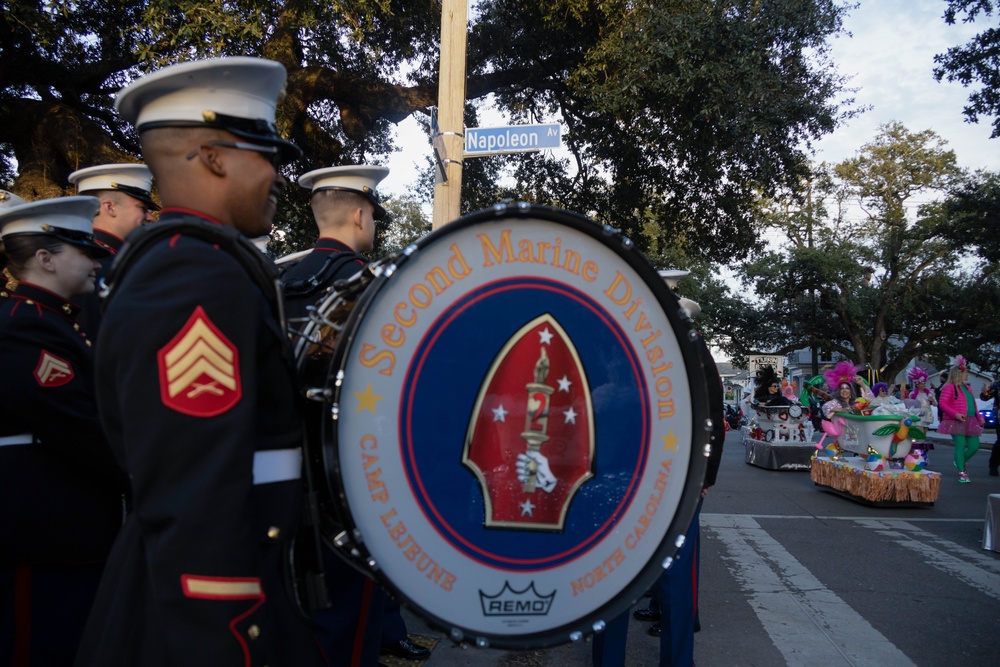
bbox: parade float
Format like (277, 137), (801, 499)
(742, 368), (817, 471)
(810, 363), (940, 507)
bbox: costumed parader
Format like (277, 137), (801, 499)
(938, 355), (985, 483)
(820, 361), (873, 443)
(753, 365), (793, 406)
(907, 366), (938, 421)
(869, 382), (902, 408)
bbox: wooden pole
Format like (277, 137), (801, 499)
(432, 0), (468, 230)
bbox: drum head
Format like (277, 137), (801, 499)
(324, 204), (709, 648)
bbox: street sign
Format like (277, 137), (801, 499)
(464, 123), (561, 157)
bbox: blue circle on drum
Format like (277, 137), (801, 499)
(400, 277), (649, 571)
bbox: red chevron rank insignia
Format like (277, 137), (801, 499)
(34, 350), (74, 387)
(158, 306), (241, 417)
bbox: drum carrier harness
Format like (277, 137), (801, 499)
(98, 218), (331, 616)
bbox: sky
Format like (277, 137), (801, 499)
(379, 0), (999, 197)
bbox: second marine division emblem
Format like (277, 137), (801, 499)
(464, 314), (594, 530)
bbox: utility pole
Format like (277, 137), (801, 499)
(432, 0), (468, 229)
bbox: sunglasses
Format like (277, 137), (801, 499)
(186, 141), (282, 170)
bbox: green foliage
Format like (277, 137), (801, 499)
(938, 169), (1000, 265)
(2, 0), (856, 264)
(934, 0), (1000, 138)
(374, 195), (431, 258)
(727, 122), (999, 380)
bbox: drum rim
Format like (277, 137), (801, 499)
(321, 202), (711, 648)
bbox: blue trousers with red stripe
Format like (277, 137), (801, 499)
(591, 500), (701, 667)
(1, 563), (104, 667)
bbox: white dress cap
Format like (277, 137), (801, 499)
(0, 190), (27, 209)
(658, 269), (690, 290)
(0, 196), (108, 257)
(115, 57), (301, 162)
(299, 165), (390, 219)
(68, 163), (159, 210)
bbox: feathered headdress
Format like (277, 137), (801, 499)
(952, 355), (967, 372)
(754, 365), (779, 389)
(907, 366), (929, 384)
(824, 361), (858, 390)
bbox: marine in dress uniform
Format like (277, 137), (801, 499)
(0, 197), (127, 667)
(282, 165), (389, 321)
(595, 273), (724, 667)
(74, 58), (323, 666)
(68, 163), (159, 338)
(283, 165), (432, 666)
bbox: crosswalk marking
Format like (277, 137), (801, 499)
(703, 514), (916, 666)
(855, 519), (1000, 600)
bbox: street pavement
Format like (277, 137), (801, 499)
(386, 429), (1000, 666)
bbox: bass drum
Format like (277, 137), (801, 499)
(317, 203), (709, 648)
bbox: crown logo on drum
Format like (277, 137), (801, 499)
(463, 314), (594, 531)
(479, 581), (556, 617)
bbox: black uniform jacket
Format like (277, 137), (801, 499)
(0, 282), (125, 565)
(281, 237), (365, 320)
(76, 229), (125, 339)
(75, 210), (322, 666)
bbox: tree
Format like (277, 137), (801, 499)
(934, 0), (1000, 138)
(729, 122), (998, 381)
(2, 0), (857, 261)
(937, 169), (1000, 265)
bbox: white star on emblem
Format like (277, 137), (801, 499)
(538, 327), (554, 345)
(557, 375), (572, 392)
(563, 406), (578, 424)
(492, 405), (509, 422)
(520, 499), (536, 516)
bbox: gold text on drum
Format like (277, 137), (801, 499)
(478, 231), (599, 282)
(624, 460), (672, 551)
(379, 507), (458, 592)
(604, 271), (675, 419)
(360, 435), (388, 503)
(360, 243), (472, 376)
(570, 546), (625, 597)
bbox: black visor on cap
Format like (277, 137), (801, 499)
(313, 186), (387, 220)
(138, 110), (303, 165)
(202, 111), (302, 164)
(4, 228), (112, 259)
(112, 183), (161, 211)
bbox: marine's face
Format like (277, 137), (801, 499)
(219, 138), (287, 237)
(120, 195), (154, 232)
(51, 243), (101, 297)
(357, 200), (377, 253)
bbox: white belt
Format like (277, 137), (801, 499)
(252, 448), (303, 485)
(0, 434), (33, 447)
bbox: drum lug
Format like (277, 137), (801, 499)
(304, 387), (332, 402)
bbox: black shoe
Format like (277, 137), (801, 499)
(382, 637), (431, 660)
(648, 623), (661, 637)
(632, 607), (660, 622)
(990, 468), (999, 477)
